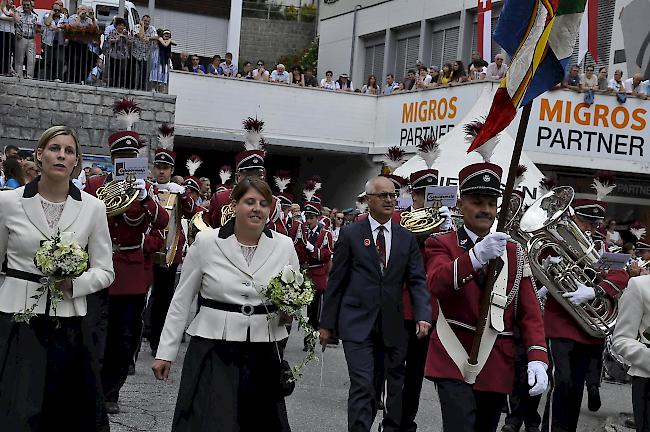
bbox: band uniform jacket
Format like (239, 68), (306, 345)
(543, 239), (629, 345)
(0, 180), (115, 316)
(155, 219), (300, 362)
(153, 184), (195, 266)
(301, 223), (333, 291)
(205, 189), (231, 229)
(86, 175), (169, 295)
(320, 218), (431, 347)
(424, 228), (547, 394)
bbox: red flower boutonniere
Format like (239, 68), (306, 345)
(364, 239), (371, 247)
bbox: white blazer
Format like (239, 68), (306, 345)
(0, 180), (115, 317)
(156, 221), (300, 362)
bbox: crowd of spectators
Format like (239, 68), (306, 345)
(0, 144), (39, 189)
(560, 62), (650, 104)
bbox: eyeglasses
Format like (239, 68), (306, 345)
(367, 192), (399, 200)
(257, 63), (263, 66)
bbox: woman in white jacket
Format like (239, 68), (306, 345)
(0, 126), (115, 432)
(152, 177), (300, 432)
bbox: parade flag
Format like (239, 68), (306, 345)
(468, 0), (587, 152)
(578, 0), (598, 64)
(477, 0), (493, 62)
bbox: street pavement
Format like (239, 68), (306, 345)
(110, 326), (634, 432)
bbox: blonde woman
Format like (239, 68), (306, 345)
(0, 126), (114, 431)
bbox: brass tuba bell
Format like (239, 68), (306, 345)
(96, 173), (140, 217)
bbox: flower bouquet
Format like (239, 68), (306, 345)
(261, 265), (317, 379)
(13, 231), (89, 323)
(61, 23), (102, 42)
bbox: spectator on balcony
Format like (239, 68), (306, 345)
(86, 56), (103, 85)
(415, 68), (434, 89)
(336, 73), (354, 91)
(290, 65), (304, 86)
(597, 67), (608, 91)
(624, 73), (647, 96)
(208, 54), (222, 75)
(220, 51), (237, 77)
(238, 61), (254, 79)
(13, 0), (39, 79)
(271, 63), (290, 84)
(41, 1), (66, 81)
(382, 73), (398, 95)
(132, 14), (157, 91)
(173, 51), (191, 72)
(468, 59), (487, 80)
(428, 66), (440, 84)
(66, 5), (97, 84)
(252, 60), (269, 81)
(608, 69), (624, 93)
(402, 69), (416, 90)
(105, 17), (132, 87)
(468, 50), (488, 75)
(1, 157), (24, 189)
(580, 65), (599, 91)
(190, 54), (205, 74)
(450, 60), (468, 83)
(438, 63), (453, 85)
(304, 67), (318, 87)
(361, 74), (379, 95)
(486, 54), (508, 80)
(562, 64), (581, 90)
(0, 0), (15, 76)
(151, 29), (174, 93)
(320, 70), (336, 90)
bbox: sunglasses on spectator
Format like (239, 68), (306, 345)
(258, 63), (264, 66)
(367, 192), (399, 200)
(326, 73), (333, 76)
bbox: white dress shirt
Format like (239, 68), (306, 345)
(368, 214), (392, 265)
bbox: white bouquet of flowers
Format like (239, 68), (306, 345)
(14, 231), (89, 323)
(261, 264), (317, 379)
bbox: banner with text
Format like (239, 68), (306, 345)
(525, 91), (648, 162)
(376, 83), (488, 147)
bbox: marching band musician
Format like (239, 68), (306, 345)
(146, 125), (197, 358)
(612, 273), (650, 432)
(541, 185), (629, 431)
(85, 118), (169, 415)
(184, 155), (207, 211)
(424, 161), (548, 432)
(300, 200), (333, 351)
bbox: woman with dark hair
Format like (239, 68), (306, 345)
(208, 55), (223, 75)
(361, 74), (379, 95)
(0, 126), (114, 431)
(1, 157), (24, 189)
(438, 63), (453, 85)
(290, 64), (304, 86)
(450, 60), (468, 83)
(320, 70), (336, 90)
(152, 177), (299, 432)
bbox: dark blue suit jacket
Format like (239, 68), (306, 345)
(320, 217), (431, 347)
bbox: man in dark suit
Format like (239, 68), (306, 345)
(320, 176), (432, 432)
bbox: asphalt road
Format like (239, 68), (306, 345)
(110, 325), (634, 432)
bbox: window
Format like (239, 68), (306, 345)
(364, 43), (385, 82)
(395, 36), (420, 81)
(568, 1), (615, 72)
(471, 14), (503, 62)
(431, 27), (460, 68)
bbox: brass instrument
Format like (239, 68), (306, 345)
(220, 203), (234, 227)
(154, 190), (182, 267)
(400, 207), (445, 235)
(518, 186), (617, 338)
(187, 211), (212, 246)
(96, 173), (139, 217)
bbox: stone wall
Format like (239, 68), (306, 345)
(239, 17), (316, 67)
(0, 76), (176, 156)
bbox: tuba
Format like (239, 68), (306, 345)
(96, 174), (140, 217)
(517, 186), (617, 338)
(187, 210), (212, 246)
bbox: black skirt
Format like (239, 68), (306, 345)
(0, 312), (103, 432)
(173, 336), (289, 432)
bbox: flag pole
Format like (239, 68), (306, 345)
(468, 101), (533, 366)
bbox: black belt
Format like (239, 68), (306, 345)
(5, 268), (44, 283)
(197, 295), (276, 316)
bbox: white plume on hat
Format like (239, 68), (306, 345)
(219, 166), (232, 185)
(242, 117), (266, 151)
(113, 98), (141, 131)
(185, 155), (202, 176)
(274, 171), (291, 193)
(416, 137), (440, 168)
(157, 123), (175, 150)
(380, 146), (406, 170)
(464, 119), (499, 163)
(303, 180), (317, 202)
(591, 171), (616, 201)
(630, 222), (647, 241)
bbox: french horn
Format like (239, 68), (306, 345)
(518, 186), (617, 338)
(400, 206), (446, 235)
(96, 173), (139, 217)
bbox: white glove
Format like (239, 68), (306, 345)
(133, 179), (148, 201)
(471, 232), (510, 269)
(527, 360), (548, 396)
(159, 182), (185, 194)
(306, 242), (315, 253)
(562, 282), (595, 305)
(439, 206), (453, 231)
(537, 286), (548, 299)
(542, 256), (562, 270)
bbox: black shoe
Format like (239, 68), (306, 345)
(587, 385), (601, 412)
(105, 401), (120, 414)
(376, 399), (385, 411)
(127, 364), (135, 375)
(501, 424), (518, 432)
